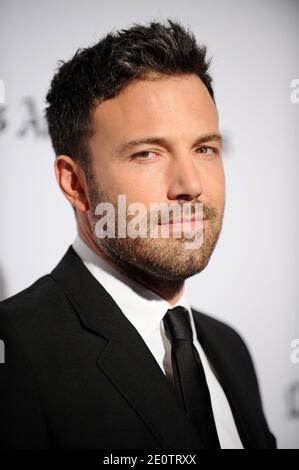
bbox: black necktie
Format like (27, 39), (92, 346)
(163, 306), (221, 449)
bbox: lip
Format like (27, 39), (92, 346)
(159, 217), (206, 225)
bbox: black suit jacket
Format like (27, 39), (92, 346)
(0, 245), (276, 449)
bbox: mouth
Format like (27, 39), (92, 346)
(159, 217), (207, 230)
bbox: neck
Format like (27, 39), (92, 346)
(77, 225), (185, 306)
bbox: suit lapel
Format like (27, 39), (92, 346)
(192, 308), (272, 449)
(97, 311), (205, 449)
(50, 246), (204, 449)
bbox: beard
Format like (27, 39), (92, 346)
(86, 174), (224, 282)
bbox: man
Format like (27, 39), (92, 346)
(0, 19), (276, 449)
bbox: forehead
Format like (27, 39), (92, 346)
(91, 74), (218, 144)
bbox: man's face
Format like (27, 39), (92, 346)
(86, 73), (225, 280)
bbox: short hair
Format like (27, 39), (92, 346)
(45, 18), (214, 170)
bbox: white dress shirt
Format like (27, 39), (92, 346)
(72, 234), (243, 449)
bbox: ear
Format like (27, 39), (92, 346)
(54, 155), (89, 212)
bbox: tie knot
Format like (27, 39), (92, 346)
(163, 306), (193, 341)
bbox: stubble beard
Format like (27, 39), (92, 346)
(87, 177), (224, 282)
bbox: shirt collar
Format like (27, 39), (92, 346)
(72, 235), (192, 342)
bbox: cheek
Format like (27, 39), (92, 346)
(203, 164), (225, 205)
(98, 163), (165, 204)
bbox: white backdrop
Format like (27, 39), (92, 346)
(0, 0), (298, 448)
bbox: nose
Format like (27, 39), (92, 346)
(166, 153), (202, 202)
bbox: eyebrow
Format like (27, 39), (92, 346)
(118, 133), (223, 153)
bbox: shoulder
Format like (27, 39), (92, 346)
(192, 308), (277, 448)
(192, 307), (246, 345)
(192, 308), (245, 343)
(191, 308), (258, 379)
(0, 276), (60, 448)
(0, 273), (64, 314)
(0, 274), (69, 341)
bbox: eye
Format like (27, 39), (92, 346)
(131, 150), (158, 159)
(196, 146), (217, 156)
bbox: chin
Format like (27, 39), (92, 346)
(136, 252), (211, 281)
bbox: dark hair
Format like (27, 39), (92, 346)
(45, 18), (214, 170)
